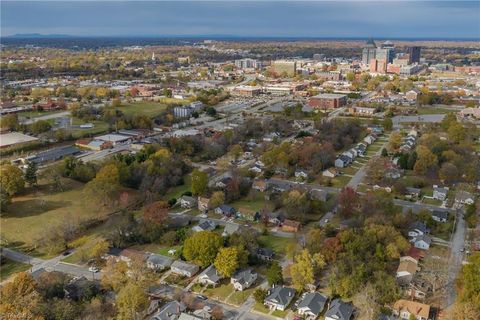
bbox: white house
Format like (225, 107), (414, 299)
(411, 235), (432, 250)
(231, 269), (257, 291)
(264, 286), (296, 311)
(297, 292), (328, 319)
(171, 260), (199, 277)
(432, 185), (449, 201)
(197, 265), (221, 287)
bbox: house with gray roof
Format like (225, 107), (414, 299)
(432, 210), (448, 223)
(192, 220), (217, 232)
(411, 235), (432, 250)
(325, 298), (354, 320)
(408, 221), (429, 238)
(297, 292), (328, 319)
(146, 254), (173, 271)
(432, 185), (449, 201)
(231, 268), (258, 291)
(179, 195), (197, 209)
(151, 300), (186, 320)
(197, 265), (222, 287)
(264, 286), (296, 311)
(222, 223), (240, 237)
(171, 260), (199, 277)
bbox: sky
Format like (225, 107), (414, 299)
(1, 1), (479, 39)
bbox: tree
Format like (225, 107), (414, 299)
(30, 120), (52, 134)
(143, 201), (169, 226)
(191, 169), (208, 196)
(387, 132), (402, 152)
(210, 191), (225, 209)
(24, 162), (38, 187)
(90, 238), (110, 261)
(448, 122), (467, 144)
(183, 231), (223, 267)
(35, 271), (69, 299)
(290, 249), (326, 291)
(338, 187), (359, 218)
(116, 282), (149, 320)
(214, 247), (241, 277)
(0, 163), (25, 196)
(253, 288), (267, 303)
(439, 162), (459, 184)
(266, 261), (283, 285)
(382, 118), (393, 131)
(101, 260), (129, 292)
(0, 113), (20, 130)
(414, 145), (438, 175)
(85, 164), (120, 205)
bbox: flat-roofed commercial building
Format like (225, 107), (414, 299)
(272, 60), (297, 76)
(232, 85), (262, 97)
(308, 93), (347, 109)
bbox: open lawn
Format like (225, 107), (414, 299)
(162, 175), (192, 201)
(330, 175), (351, 188)
(69, 119), (110, 138)
(1, 178), (136, 257)
(19, 110), (65, 119)
(416, 107), (456, 115)
(231, 197), (265, 212)
(272, 309), (289, 318)
(204, 283), (234, 302)
(258, 234), (296, 256)
(0, 258), (30, 281)
(164, 273), (192, 287)
(228, 287), (256, 306)
(117, 101), (169, 118)
(130, 243), (182, 258)
(340, 167), (359, 176)
(253, 302), (270, 314)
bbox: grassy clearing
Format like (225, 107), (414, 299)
(416, 107), (455, 115)
(331, 175), (351, 188)
(231, 198), (265, 212)
(228, 287), (256, 306)
(272, 309), (289, 318)
(1, 178), (135, 257)
(0, 258), (31, 281)
(253, 302), (270, 314)
(130, 243), (182, 258)
(204, 283), (235, 302)
(258, 235), (296, 256)
(20, 110), (65, 119)
(162, 175), (192, 201)
(340, 167), (359, 176)
(69, 119), (110, 138)
(117, 101), (169, 118)
(164, 273), (192, 287)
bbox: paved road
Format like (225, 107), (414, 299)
(445, 210), (466, 308)
(1, 247), (100, 280)
(346, 135), (390, 189)
(76, 144), (130, 162)
(392, 114), (446, 128)
(22, 111), (71, 125)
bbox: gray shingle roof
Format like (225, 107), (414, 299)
(325, 299), (354, 320)
(265, 286), (296, 307)
(297, 292), (328, 316)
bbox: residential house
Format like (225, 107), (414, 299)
(396, 257), (419, 286)
(252, 179), (268, 192)
(432, 210), (448, 223)
(282, 219), (301, 233)
(179, 196), (197, 209)
(198, 197), (211, 211)
(405, 187), (421, 200)
(215, 177), (232, 188)
(295, 170), (309, 180)
(363, 135), (376, 145)
(432, 185), (449, 201)
(342, 151), (355, 162)
(171, 260), (199, 277)
(151, 301), (186, 320)
(197, 265), (222, 287)
(356, 143), (367, 156)
(231, 268), (258, 291)
(406, 276), (433, 300)
(297, 292), (328, 320)
(264, 286), (296, 311)
(119, 249), (147, 266)
(324, 299), (354, 320)
(392, 299), (430, 320)
(222, 223), (240, 237)
(178, 313), (203, 320)
(405, 89), (420, 101)
(192, 220), (217, 232)
(267, 179), (293, 193)
(411, 235), (432, 250)
(64, 277), (99, 301)
(214, 205), (237, 217)
(455, 191), (474, 205)
(408, 221), (429, 238)
(249, 166), (262, 174)
(406, 246), (426, 262)
(335, 155), (351, 168)
(268, 211), (285, 225)
(257, 248), (274, 261)
(322, 168), (338, 178)
(146, 254), (173, 271)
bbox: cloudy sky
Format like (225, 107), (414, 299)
(1, 1), (479, 38)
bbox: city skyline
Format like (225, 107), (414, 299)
(2, 1), (479, 39)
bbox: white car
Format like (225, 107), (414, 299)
(324, 219), (329, 223)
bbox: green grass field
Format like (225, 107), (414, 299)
(228, 287), (256, 306)
(204, 283), (235, 302)
(258, 235), (296, 255)
(117, 101), (169, 118)
(0, 258), (31, 281)
(1, 178), (134, 257)
(69, 119), (110, 138)
(19, 110), (65, 119)
(416, 107), (455, 115)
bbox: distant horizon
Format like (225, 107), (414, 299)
(3, 33), (480, 42)
(2, 1), (479, 39)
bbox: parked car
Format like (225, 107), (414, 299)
(88, 266), (99, 273)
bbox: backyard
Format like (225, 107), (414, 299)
(0, 258), (31, 281)
(258, 234), (296, 256)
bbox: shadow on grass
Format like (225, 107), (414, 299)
(3, 199), (71, 218)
